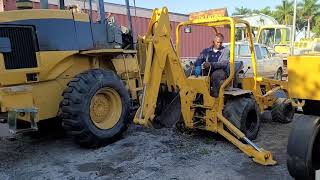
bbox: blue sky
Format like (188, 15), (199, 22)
(107, 0), (283, 15)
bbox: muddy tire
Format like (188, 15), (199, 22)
(61, 69), (130, 148)
(223, 96), (261, 140)
(303, 100), (320, 116)
(271, 98), (295, 123)
(287, 115), (320, 180)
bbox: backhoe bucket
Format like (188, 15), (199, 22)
(154, 95), (181, 128)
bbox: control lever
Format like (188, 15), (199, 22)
(242, 66), (251, 78)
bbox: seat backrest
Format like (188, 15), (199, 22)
(225, 61), (244, 88)
(233, 61), (244, 87)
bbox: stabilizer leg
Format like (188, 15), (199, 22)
(217, 113), (276, 166)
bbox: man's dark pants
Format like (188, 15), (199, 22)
(210, 69), (227, 97)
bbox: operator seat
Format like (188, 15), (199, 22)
(226, 61), (244, 88)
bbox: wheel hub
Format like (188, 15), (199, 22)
(90, 88), (122, 129)
(91, 94), (110, 123)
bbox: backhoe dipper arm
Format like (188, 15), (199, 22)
(133, 8), (190, 127)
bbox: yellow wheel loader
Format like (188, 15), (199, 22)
(133, 7), (295, 166)
(0, 0), (142, 147)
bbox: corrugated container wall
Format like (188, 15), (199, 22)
(113, 14), (230, 58)
(4, 0), (58, 10)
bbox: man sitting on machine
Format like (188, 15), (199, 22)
(194, 33), (230, 97)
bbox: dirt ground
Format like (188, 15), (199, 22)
(0, 112), (297, 180)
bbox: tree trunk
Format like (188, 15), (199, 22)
(307, 18), (311, 38)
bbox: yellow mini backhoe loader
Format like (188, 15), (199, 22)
(133, 7), (294, 166)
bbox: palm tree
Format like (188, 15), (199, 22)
(252, 9), (260, 14)
(274, 0), (294, 25)
(233, 6), (252, 15)
(314, 16), (320, 36)
(260, 7), (273, 16)
(298, 0), (320, 37)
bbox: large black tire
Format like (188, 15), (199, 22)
(303, 100), (320, 116)
(287, 115), (320, 180)
(223, 96), (261, 140)
(271, 98), (295, 123)
(270, 89), (295, 123)
(61, 69), (130, 148)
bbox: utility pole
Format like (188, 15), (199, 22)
(291, 0), (297, 55)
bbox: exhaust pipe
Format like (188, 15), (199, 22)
(125, 0), (133, 33)
(97, 0), (106, 24)
(125, 0), (134, 49)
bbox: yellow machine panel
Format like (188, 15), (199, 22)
(288, 55), (320, 100)
(0, 10), (85, 23)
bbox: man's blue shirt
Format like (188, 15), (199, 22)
(195, 46), (225, 67)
